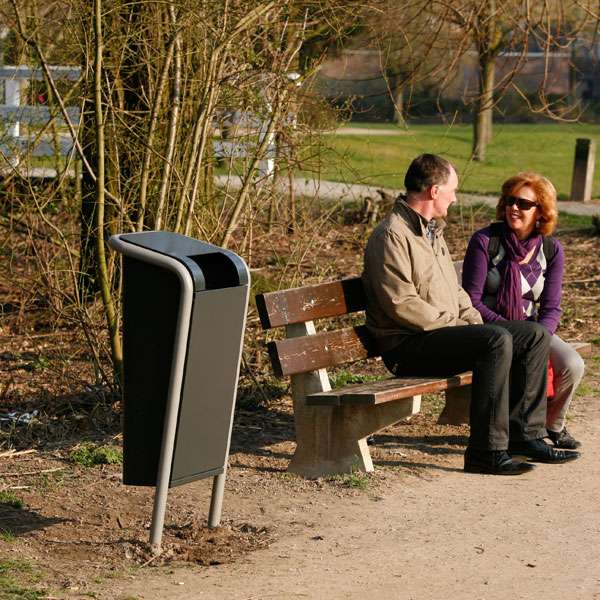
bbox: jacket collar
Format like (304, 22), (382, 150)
(393, 195), (446, 236)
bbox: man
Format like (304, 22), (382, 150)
(362, 154), (579, 475)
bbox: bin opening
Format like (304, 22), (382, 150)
(188, 253), (240, 289)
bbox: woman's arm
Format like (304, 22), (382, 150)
(461, 229), (507, 323)
(537, 239), (564, 334)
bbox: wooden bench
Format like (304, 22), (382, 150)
(256, 269), (592, 478)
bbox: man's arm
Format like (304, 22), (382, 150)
(457, 286), (483, 325)
(365, 229), (459, 331)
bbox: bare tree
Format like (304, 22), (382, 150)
(1, 0), (362, 381)
(370, 0), (596, 160)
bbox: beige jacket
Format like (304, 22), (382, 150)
(362, 198), (482, 352)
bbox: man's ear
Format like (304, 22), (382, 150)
(428, 184), (438, 200)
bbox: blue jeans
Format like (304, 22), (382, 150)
(382, 321), (551, 451)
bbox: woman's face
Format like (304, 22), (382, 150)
(504, 185), (539, 240)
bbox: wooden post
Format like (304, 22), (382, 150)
(570, 138), (596, 203)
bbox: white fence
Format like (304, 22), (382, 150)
(0, 66), (290, 180)
(0, 65), (80, 174)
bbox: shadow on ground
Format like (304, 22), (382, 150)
(0, 503), (68, 536)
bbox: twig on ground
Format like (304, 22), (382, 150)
(0, 467), (64, 477)
(0, 449), (37, 459)
(141, 552), (162, 568)
(565, 278), (600, 285)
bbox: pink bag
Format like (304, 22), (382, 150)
(547, 361), (554, 398)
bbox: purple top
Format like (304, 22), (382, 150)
(462, 226), (564, 334)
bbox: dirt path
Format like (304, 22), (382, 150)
(100, 393), (600, 600)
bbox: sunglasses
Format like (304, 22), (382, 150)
(504, 195), (539, 211)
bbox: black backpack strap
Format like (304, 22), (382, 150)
(486, 222), (504, 263)
(542, 236), (556, 262)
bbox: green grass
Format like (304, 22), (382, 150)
(0, 530), (16, 543)
(69, 443), (123, 467)
(0, 491), (23, 509)
(314, 122), (600, 199)
(329, 371), (383, 389)
(555, 211), (594, 229)
(0, 560), (45, 600)
(327, 468), (371, 490)
(576, 382), (593, 397)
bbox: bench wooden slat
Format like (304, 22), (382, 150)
(307, 372), (473, 406)
(267, 324), (376, 377)
(570, 341), (592, 357)
(256, 277), (365, 329)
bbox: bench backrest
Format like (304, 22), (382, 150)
(256, 276), (374, 377)
(256, 261), (466, 378)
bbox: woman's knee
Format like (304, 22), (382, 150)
(551, 347), (585, 383)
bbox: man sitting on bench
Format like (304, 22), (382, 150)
(362, 153), (580, 475)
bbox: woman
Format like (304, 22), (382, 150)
(462, 172), (584, 450)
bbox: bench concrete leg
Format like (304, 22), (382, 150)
(289, 368), (421, 477)
(438, 385), (471, 426)
(284, 321), (421, 478)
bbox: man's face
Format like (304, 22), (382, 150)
(430, 166), (458, 218)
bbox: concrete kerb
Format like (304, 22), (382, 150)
(214, 175), (600, 217)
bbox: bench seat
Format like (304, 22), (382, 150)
(307, 372), (473, 406)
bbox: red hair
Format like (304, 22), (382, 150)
(496, 172), (558, 235)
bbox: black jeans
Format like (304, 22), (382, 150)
(382, 321), (551, 451)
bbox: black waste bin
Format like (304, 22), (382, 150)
(109, 231), (250, 550)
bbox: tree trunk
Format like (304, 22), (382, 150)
(391, 75), (405, 127)
(472, 54), (495, 162)
(93, 0), (122, 381)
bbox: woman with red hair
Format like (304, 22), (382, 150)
(462, 172), (584, 450)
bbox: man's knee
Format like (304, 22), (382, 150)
(483, 325), (513, 358)
(524, 321), (551, 349)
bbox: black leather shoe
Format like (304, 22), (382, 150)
(547, 427), (582, 450)
(464, 448), (535, 475)
(509, 438), (580, 463)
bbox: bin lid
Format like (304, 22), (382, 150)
(119, 232), (249, 291)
